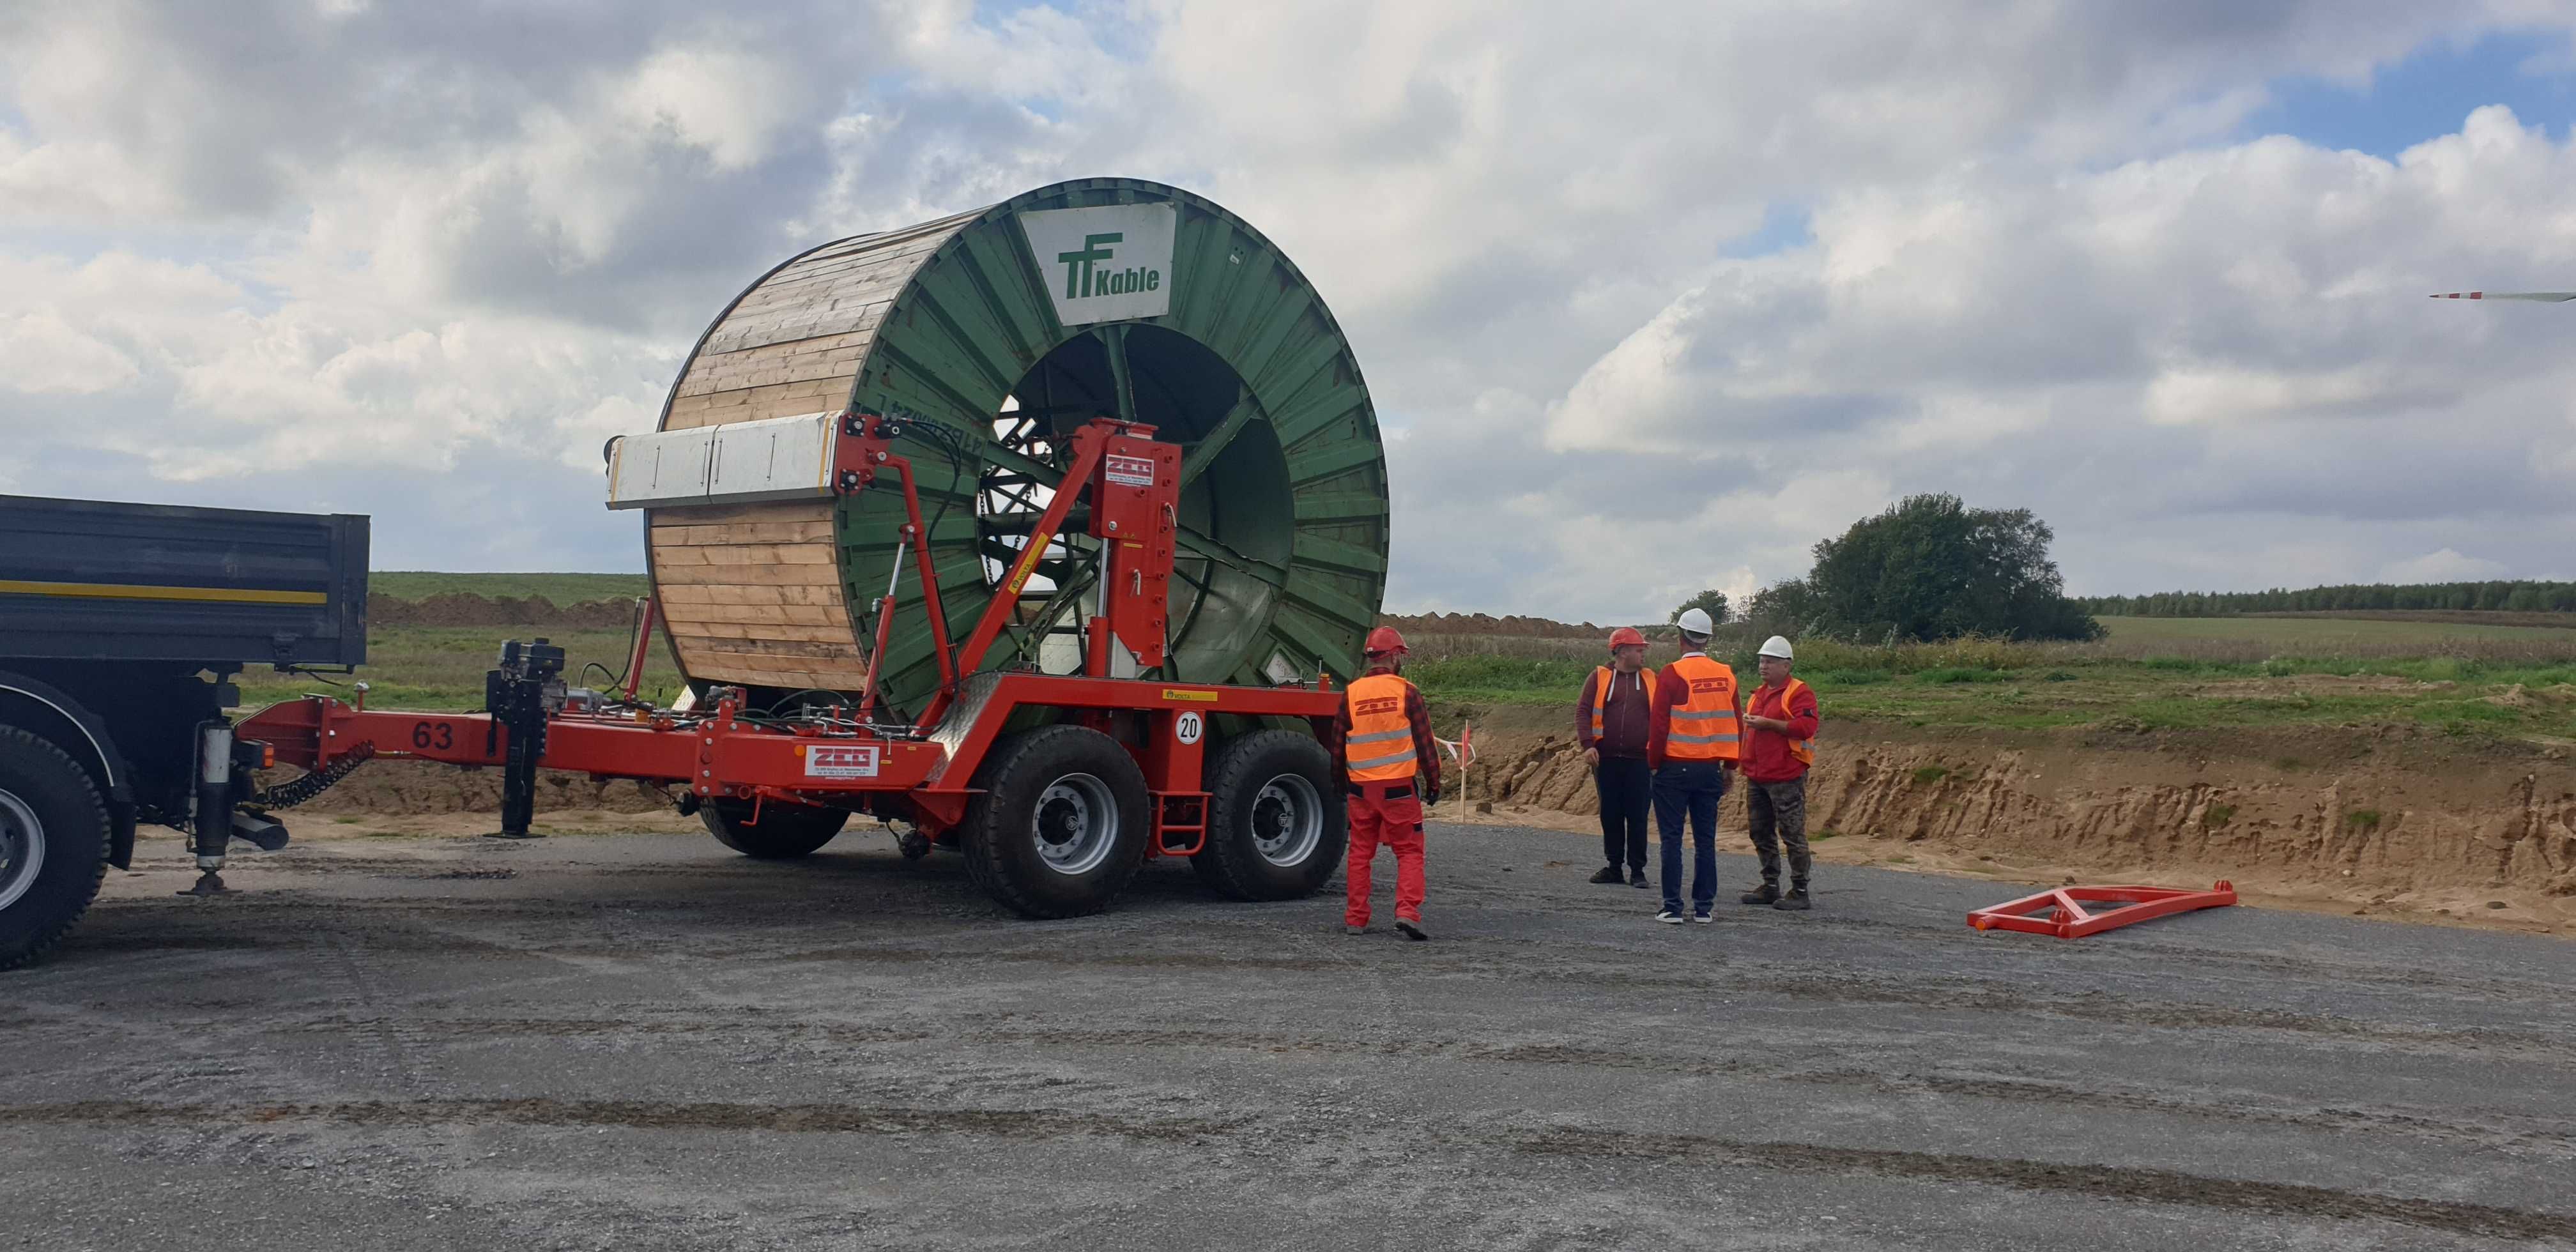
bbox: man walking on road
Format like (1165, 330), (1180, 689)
(1648, 607), (1742, 924)
(1577, 627), (1656, 889)
(1336, 627), (1443, 940)
(1740, 635), (1821, 911)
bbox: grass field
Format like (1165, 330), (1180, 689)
(370, 572), (649, 602)
(236, 627), (686, 712)
(2101, 613), (2576, 650)
(1406, 617), (2576, 738)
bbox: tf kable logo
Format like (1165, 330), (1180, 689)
(1017, 202), (1179, 327)
(1055, 232), (1160, 301)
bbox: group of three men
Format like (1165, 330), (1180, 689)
(1331, 613), (1820, 938)
(1575, 609), (1820, 922)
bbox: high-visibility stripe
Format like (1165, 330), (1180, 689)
(0, 578), (327, 606)
(1346, 671), (1420, 782)
(1662, 653), (1742, 761)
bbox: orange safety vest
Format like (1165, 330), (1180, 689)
(1662, 653), (1742, 761)
(1344, 672), (1419, 782)
(1760, 677), (1815, 767)
(1588, 666), (1657, 739)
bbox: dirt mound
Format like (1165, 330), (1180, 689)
(370, 593), (638, 629)
(1381, 611), (1607, 639)
(1440, 704), (2576, 928)
(263, 760), (674, 815)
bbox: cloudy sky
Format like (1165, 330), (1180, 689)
(5, 1), (2575, 622)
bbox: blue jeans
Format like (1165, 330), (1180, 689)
(1654, 760), (1728, 913)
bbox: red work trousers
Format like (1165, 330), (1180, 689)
(1345, 782), (1426, 927)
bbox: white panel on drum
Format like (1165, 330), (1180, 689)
(606, 425), (715, 509)
(607, 411), (838, 510)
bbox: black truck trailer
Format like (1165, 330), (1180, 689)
(0, 494), (367, 969)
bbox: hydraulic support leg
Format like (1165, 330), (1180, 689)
(484, 639), (566, 839)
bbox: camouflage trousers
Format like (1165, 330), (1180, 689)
(1745, 777), (1812, 883)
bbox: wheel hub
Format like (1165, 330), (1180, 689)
(1032, 774), (1119, 876)
(0, 789), (47, 913)
(1249, 774), (1322, 868)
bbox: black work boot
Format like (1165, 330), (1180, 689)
(1739, 880), (1779, 906)
(1774, 882), (1812, 912)
(1589, 865), (1624, 885)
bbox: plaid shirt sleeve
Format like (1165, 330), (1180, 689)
(1406, 682), (1443, 797)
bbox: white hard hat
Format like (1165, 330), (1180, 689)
(1675, 607), (1715, 636)
(1759, 635), (1794, 660)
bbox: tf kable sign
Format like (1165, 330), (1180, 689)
(1018, 203), (1177, 327)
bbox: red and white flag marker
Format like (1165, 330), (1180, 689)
(1432, 722), (1474, 805)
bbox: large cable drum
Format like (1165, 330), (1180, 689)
(646, 178), (1390, 717)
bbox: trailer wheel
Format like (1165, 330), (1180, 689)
(701, 798), (849, 859)
(0, 727), (111, 972)
(962, 726), (1150, 919)
(1193, 731), (1346, 901)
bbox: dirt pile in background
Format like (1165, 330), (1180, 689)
(265, 761), (674, 816)
(1439, 703), (2576, 931)
(1379, 611), (1607, 639)
(369, 593), (638, 629)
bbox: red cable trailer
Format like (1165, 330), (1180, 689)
(235, 415), (1349, 918)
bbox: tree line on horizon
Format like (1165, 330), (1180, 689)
(2077, 580), (2576, 618)
(1684, 494), (2105, 643)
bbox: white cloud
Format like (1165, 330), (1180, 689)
(2377, 548), (2510, 582)
(0, 311), (141, 394)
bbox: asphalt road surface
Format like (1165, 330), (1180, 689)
(5, 821), (2573, 1251)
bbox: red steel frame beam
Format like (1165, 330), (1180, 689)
(920, 422), (1125, 728)
(238, 675), (1336, 837)
(1966, 882), (2237, 939)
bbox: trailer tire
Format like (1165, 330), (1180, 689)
(962, 726), (1150, 919)
(701, 798), (849, 859)
(1193, 731), (1346, 901)
(0, 727), (111, 972)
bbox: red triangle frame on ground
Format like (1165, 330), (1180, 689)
(1966, 882), (2237, 940)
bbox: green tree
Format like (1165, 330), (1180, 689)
(1744, 578), (1819, 630)
(1670, 589), (1730, 626)
(1805, 494), (2103, 641)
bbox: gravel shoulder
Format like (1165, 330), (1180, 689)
(4, 822), (2573, 1250)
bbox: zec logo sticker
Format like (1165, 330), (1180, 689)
(1174, 712), (1204, 745)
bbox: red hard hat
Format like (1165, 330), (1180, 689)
(1364, 626), (1409, 656)
(1607, 627), (1647, 650)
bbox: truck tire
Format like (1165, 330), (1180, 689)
(0, 727), (111, 972)
(961, 726), (1150, 919)
(701, 798), (849, 859)
(1193, 731), (1346, 901)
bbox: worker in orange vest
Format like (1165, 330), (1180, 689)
(1646, 606), (1742, 923)
(1740, 634), (1822, 910)
(1335, 627), (1443, 940)
(1577, 626), (1655, 888)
